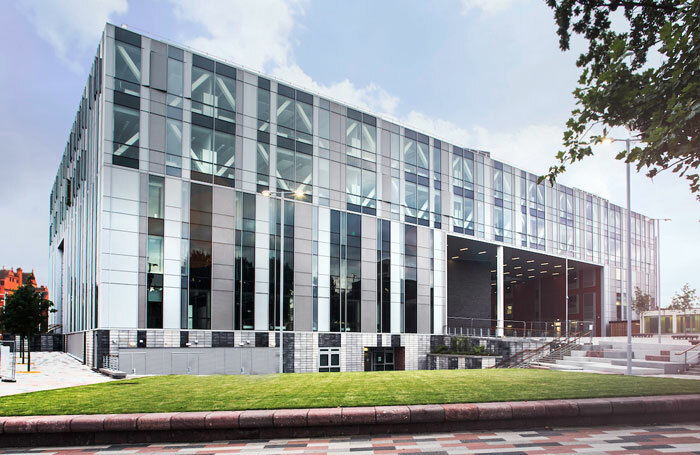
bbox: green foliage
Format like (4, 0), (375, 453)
(542, 1), (700, 200)
(1, 370), (699, 416)
(431, 337), (494, 355)
(0, 282), (55, 371)
(668, 283), (699, 311)
(632, 286), (652, 314)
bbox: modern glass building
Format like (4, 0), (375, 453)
(48, 24), (659, 374)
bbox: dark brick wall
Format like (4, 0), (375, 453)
(95, 330), (110, 369)
(319, 333), (341, 347)
(447, 260), (491, 324)
(255, 332), (269, 347)
(212, 332), (235, 347)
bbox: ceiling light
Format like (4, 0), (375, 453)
(527, 259), (535, 263)
(478, 251), (487, 255)
(552, 272), (560, 276)
(554, 264), (562, 268)
(541, 262), (549, 266)
(451, 256), (459, 260)
(504, 271), (510, 275)
(512, 257), (520, 260)
(490, 270), (497, 273)
(528, 275), (535, 278)
(527, 268), (535, 272)
(540, 270), (547, 274)
(514, 266), (521, 270)
(516, 273), (523, 277)
(511, 280), (517, 284)
(460, 247), (469, 251)
(567, 267), (575, 270)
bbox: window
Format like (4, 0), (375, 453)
(147, 236), (164, 274)
(214, 73), (236, 122)
(113, 105), (139, 168)
(114, 40), (141, 95)
(147, 273), (163, 329)
(165, 118), (182, 169)
(167, 58), (183, 97)
(214, 130), (235, 181)
(257, 142), (270, 187)
(319, 347), (340, 372)
(568, 295), (579, 314)
(257, 87), (270, 131)
(191, 66), (214, 116)
(276, 86), (313, 143)
(346, 108), (376, 162)
(190, 125), (213, 174)
(148, 176), (164, 219)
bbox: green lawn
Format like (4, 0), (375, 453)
(2, 369), (700, 416)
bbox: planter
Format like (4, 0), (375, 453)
(428, 353), (502, 370)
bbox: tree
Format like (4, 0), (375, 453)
(541, 1), (700, 200)
(668, 283), (699, 332)
(631, 286), (652, 314)
(0, 281), (54, 372)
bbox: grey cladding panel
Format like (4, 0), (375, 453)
(150, 51), (167, 91)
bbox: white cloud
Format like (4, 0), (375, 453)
(18, 0), (127, 72)
(460, 0), (513, 15)
(171, 0), (307, 73)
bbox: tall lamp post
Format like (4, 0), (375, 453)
(602, 136), (640, 375)
(655, 218), (671, 343)
(262, 188), (304, 374)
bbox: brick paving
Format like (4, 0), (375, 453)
(0, 352), (113, 396)
(2, 423), (699, 454)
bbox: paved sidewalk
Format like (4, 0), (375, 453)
(2, 423), (699, 454)
(0, 352), (113, 397)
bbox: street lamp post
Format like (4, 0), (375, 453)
(262, 188), (304, 374)
(602, 136), (638, 375)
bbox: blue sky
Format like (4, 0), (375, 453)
(0, 0), (697, 305)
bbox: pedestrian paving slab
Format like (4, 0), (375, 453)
(0, 423), (698, 454)
(0, 353), (113, 396)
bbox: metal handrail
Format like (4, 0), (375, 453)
(674, 343), (700, 368)
(492, 331), (589, 368)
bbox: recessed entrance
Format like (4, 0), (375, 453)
(364, 347), (405, 371)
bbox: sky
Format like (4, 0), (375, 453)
(0, 0), (697, 306)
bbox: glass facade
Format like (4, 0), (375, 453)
(48, 25), (660, 339)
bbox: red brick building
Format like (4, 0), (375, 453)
(0, 267), (49, 308)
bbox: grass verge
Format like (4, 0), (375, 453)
(1, 369), (699, 416)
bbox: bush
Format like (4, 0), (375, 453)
(431, 338), (494, 356)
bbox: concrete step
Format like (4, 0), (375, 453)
(554, 359), (665, 375)
(645, 355), (670, 362)
(561, 355), (686, 374)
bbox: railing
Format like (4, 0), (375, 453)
(491, 331), (590, 369)
(446, 317), (594, 339)
(675, 343), (700, 369)
(102, 354), (119, 370)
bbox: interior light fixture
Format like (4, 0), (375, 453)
(512, 257), (520, 260)
(527, 259), (535, 263)
(567, 267), (575, 270)
(540, 270), (547, 274)
(490, 270), (497, 273)
(451, 256), (459, 260)
(478, 251), (487, 255)
(528, 275), (535, 278)
(541, 262), (549, 266)
(460, 247), (469, 251)
(504, 271), (510, 275)
(527, 268), (535, 272)
(552, 272), (560, 276)
(516, 273), (523, 277)
(514, 266), (521, 270)
(554, 264), (563, 268)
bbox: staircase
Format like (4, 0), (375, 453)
(684, 364), (700, 376)
(492, 332), (589, 369)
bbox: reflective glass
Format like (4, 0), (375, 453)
(214, 131), (235, 168)
(113, 105), (139, 160)
(147, 236), (164, 274)
(296, 101), (313, 134)
(452, 155), (462, 181)
(346, 119), (361, 149)
(405, 181), (416, 209)
(404, 139), (416, 165)
(165, 118), (182, 158)
(277, 95), (294, 129)
(276, 147), (294, 190)
(191, 66), (214, 107)
(319, 158), (330, 188)
(346, 165), (361, 196)
(148, 176), (164, 219)
(167, 58), (183, 96)
(296, 152), (312, 186)
(190, 125), (213, 173)
(115, 41), (141, 85)
(464, 198), (474, 229)
(361, 124), (376, 153)
(362, 169), (376, 199)
(417, 142), (429, 170)
(257, 88), (270, 129)
(215, 74), (236, 113)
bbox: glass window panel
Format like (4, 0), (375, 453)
(167, 58), (183, 96)
(296, 152), (312, 186)
(191, 66), (214, 107)
(404, 138), (416, 166)
(452, 155), (462, 181)
(494, 206), (504, 236)
(432, 147), (441, 173)
(165, 118), (182, 158)
(464, 158), (474, 183)
(537, 184), (545, 205)
(453, 197), (463, 228)
(147, 236), (164, 274)
(346, 165), (361, 196)
(276, 147), (295, 189)
(405, 181), (416, 209)
(361, 124), (376, 153)
(295, 101), (313, 134)
(417, 185), (429, 218)
(346, 119), (361, 149)
(257, 143), (269, 176)
(464, 198), (474, 229)
(214, 131), (235, 170)
(319, 108), (330, 140)
(113, 105), (140, 149)
(390, 132), (399, 161)
(494, 169), (503, 193)
(277, 95), (294, 129)
(362, 169), (376, 199)
(215, 74), (236, 113)
(190, 125), (213, 164)
(167, 93), (182, 108)
(391, 177), (400, 205)
(434, 191), (441, 215)
(417, 142), (429, 170)
(148, 177), (164, 219)
(115, 41), (141, 85)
